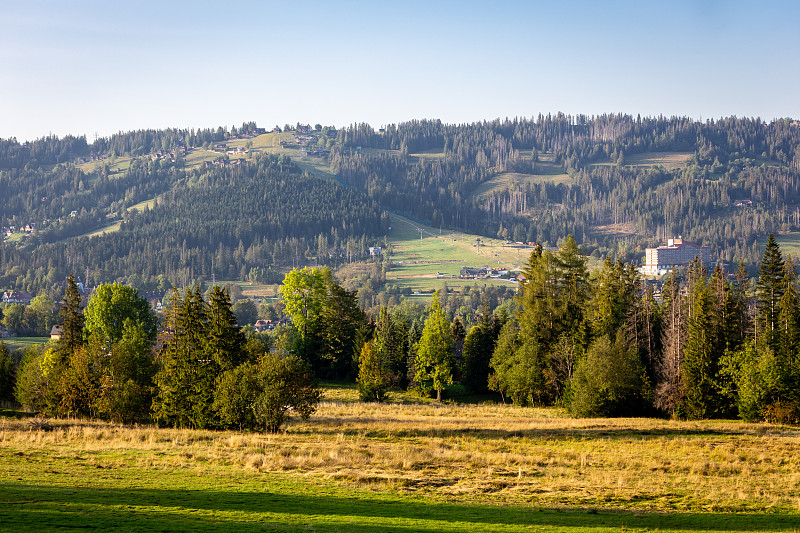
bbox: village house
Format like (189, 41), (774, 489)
(2, 291), (33, 305)
(254, 317), (292, 332)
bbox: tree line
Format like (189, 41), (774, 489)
(4, 232), (799, 427)
(8, 275), (320, 431)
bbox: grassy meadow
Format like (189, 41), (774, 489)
(1, 384), (799, 532)
(386, 214), (529, 292)
(471, 168), (572, 199)
(1, 336), (49, 351)
(776, 232), (800, 259)
(591, 151), (693, 170)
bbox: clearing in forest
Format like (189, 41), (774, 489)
(386, 214), (529, 293)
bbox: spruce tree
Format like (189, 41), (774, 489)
(153, 286), (215, 428)
(680, 270), (727, 419)
(415, 291), (454, 401)
(757, 233), (784, 351)
(207, 285), (245, 371)
(58, 273), (85, 357)
(776, 256), (800, 414)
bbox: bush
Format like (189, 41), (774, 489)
(213, 363), (260, 430)
(569, 333), (648, 417)
(356, 340), (392, 402)
(254, 352), (320, 432)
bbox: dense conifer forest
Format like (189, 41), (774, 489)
(2, 115), (800, 295)
(333, 116), (800, 263)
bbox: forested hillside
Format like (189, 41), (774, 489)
(1, 115), (799, 296)
(1, 152), (387, 295)
(334, 115), (800, 263)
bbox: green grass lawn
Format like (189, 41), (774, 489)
(3, 232), (25, 243)
(83, 220), (123, 238)
(471, 167), (572, 199)
(76, 156), (132, 177)
(1, 336), (50, 351)
(386, 214), (530, 292)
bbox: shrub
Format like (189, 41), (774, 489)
(254, 352), (320, 432)
(569, 333), (648, 417)
(357, 340), (392, 402)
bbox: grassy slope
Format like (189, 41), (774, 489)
(1, 385), (798, 532)
(1, 337), (50, 351)
(775, 232), (800, 259)
(386, 214), (529, 292)
(591, 151), (693, 170)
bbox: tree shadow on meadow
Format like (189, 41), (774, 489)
(300, 418), (791, 441)
(0, 482), (795, 532)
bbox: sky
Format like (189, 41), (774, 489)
(2, 0), (799, 142)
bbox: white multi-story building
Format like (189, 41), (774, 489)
(641, 237), (712, 275)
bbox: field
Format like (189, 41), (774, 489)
(591, 152), (693, 170)
(386, 214), (530, 292)
(471, 167), (572, 199)
(1, 384), (798, 532)
(776, 232), (800, 259)
(1, 336), (49, 351)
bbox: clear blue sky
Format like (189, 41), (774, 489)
(2, 0), (798, 141)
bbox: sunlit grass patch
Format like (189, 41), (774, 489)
(1, 394), (799, 531)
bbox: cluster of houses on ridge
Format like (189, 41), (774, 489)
(202, 157), (247, 169)
(150, 146), (188, 162)
(3, 224), (36, 237)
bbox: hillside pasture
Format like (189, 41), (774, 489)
(76, 156), (132, 177)
(83, 220), (122, 238)
(386, 214), (529, 292)
(472, 167), (572, 199)
(0, 386), (798, 532)
(775, 232), (800, 259)
(1, 336), (49, 351)
(592, 151), (693, 170)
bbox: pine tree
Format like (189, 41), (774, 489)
(776, 256), (800, 415)
(153, 286), (215, 428)
(461, 300), (498, 394)
(680, 269), (727, 419)
(319, 280), (366, 379)
(655, 269), (685, 415)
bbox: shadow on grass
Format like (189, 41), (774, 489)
(0, 482), (795, 532)
(296, 419), (795, 441)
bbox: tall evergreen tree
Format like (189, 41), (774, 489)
(153, 286), (216, 428)
(757, 233), (785, 351)
(319, 280), (367, 379)
(460, 303), (497, 394)
(58, 273), (85, 356)
(415, 291), (454, 401)
(655, 269), (685, 415)
(207, 285), (246, 371)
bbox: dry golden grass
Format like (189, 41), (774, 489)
(2, 390), (799, 514)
